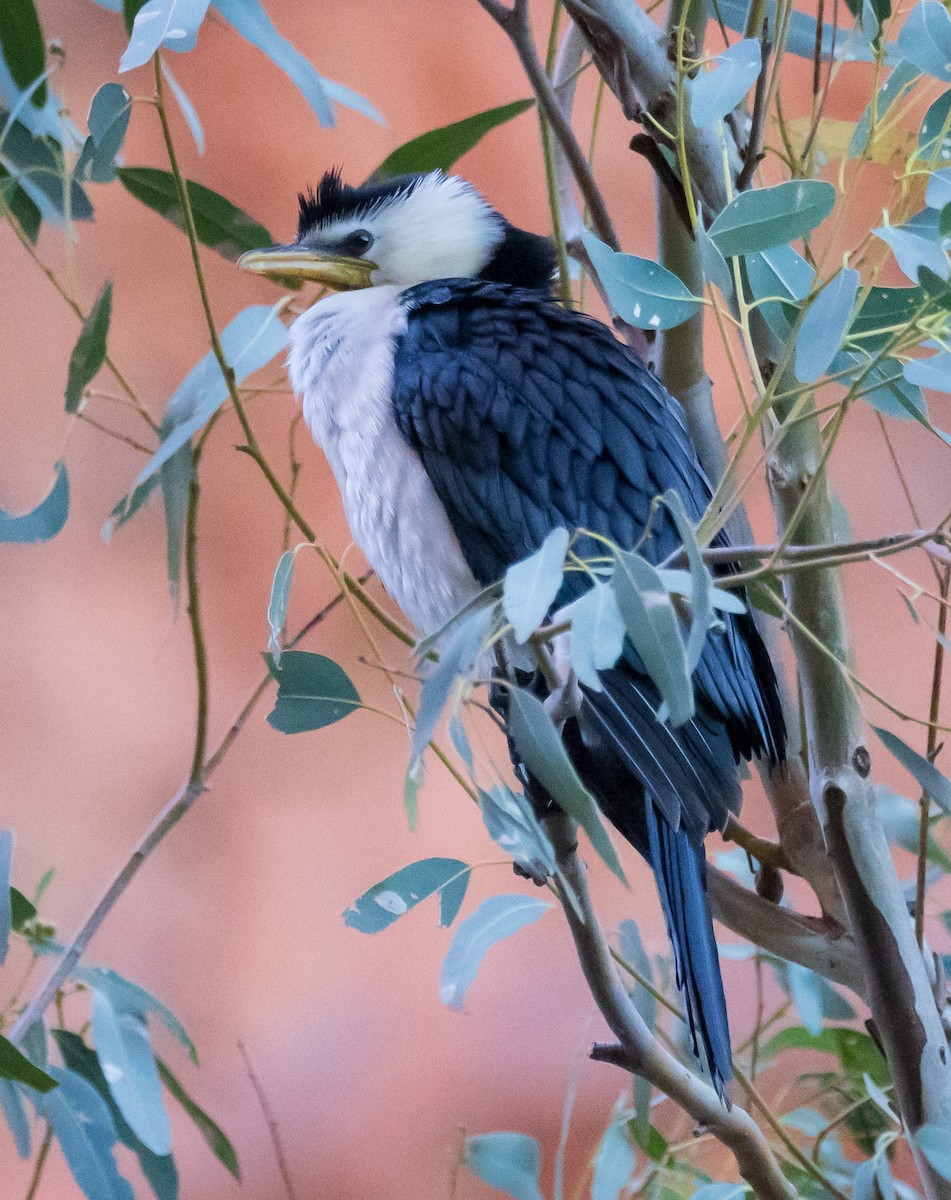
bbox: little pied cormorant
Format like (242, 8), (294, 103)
(239, 168), (786, 1100)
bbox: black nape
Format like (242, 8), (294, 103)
(479, 221), (557, 292)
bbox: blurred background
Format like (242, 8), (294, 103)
(2, 1), (950, 1196)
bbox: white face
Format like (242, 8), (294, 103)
(298, 172), (506, 288)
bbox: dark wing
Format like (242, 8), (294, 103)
(392, 278), (785, 838)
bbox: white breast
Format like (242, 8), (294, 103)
(287, 287), (480, 635)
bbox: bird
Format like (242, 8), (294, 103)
(239, 168), (786, 1100)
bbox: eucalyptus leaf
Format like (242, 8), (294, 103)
(0, 165), (40, 242)
(0, 831), (10, 965)
(848, 285), (924, 351)
(582, 230), (702, 329)
(0, 1080), (30, 1157)
(502, 527), (569, 642)
(156, 1056), (240, 1181)
(75, 84), (131, 183)
(903, 350), (951, 391)
(592, 1097), (637, 1200)
(266, 650), (361, 734)
(119, 0), (211, 72)
(921, 87), (951, 161)
(850, 60), (919, 157)
(658, 489), (712, 672)
(716, 0), (878, 60)
(0, 1033), (57, 1092)
(160, 442), (191, 600)
(411, 604), (493, 764)
(873, 725), (951, 812)
(926, 168), (951, 209)
(266, 550), (295, 664)
(691, 1186), (748, 1200)
(0, 0), (46, 107)
(795, 268), (860, 382)
(0, 112), (93, 223)
(160, 62), (203, 153)
(708, 181), (836, 258)
(463, 1132), (544, 1200)
(566, 580), (626, 690)
(0, 461), (68, 543)
(439, 894), (551, 1011)
(74, 966), (197, 1063)
(915, 1124), (951, 1180)
(374, 99), (534, 178)
(479, 785), (556, 881)
(38, 1067), (134, 1200)
(873, 223), (949, 282)
(66, 282), (112, 412)
(343, 857), (470, 933)
(898, 1), (951, 82)
(689, 39), (761, 128)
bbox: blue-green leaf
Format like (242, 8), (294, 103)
(592, 1097), (637, 1200)
(66, 282), (113, 413)
(0, 113), (93, 224)
(160, 62), (203, 153)
(851, 60), (919, 156)
(926, 168), (951, 209)
(0, 1080), (30, 1157)
(411, 604), (493, 764)
(782, 1107), (828, 1135)
(266, 650), (361, 734)
(691, 1186), (748, 1200)
(659, 489), (712, 672)
(464, 1132), (544, 1200)
(129, 303), (287, 489)
(119, 0), (211, 72)
(566, 580), (625, 691)
(74, 967), (196, 1063)
(343, 858), (470, 933)
(915, 1124), (951, 1180)
(155, 1056), (239, 1181)
(787, 962), (824, 1034)
(159, 441), (191, 600)
(744, 244), (812, 340)
(479, 785), (556, 881)
(38, 1067), (134, 1200)
(690, 39), (761, 127)
(75, 85), (131, 183)
(212, 0), (381, 125)
(374, 100), (533, 178)
(613, 549), (693, 726)
(920, 87), (951, 160)
(874, 223), (949, 281)
(898, 1), (951, 82)
(582, 230), (702, 330)
(91, 986), (171, 1156)
(507, 688), (627, 883)
(0, 831), (11, 965)
(0, 461), (68, 543)
(904, 350), (951, 390)
(873, 726), (951, 811)
(440, 894), (551, 1011)
(708, 181), (836, 258)
(266, 550), (295, 665)
(795, 268), (860, 382)
(717, 0), (877, 60)
(502, 527), (569, 642)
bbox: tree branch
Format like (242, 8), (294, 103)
(545, 811), (797, 1200)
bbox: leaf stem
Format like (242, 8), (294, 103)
(23, 1123), (52, 1200)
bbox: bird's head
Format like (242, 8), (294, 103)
(238, 168), (556, 292)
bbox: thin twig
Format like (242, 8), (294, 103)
(238, 1041), (299, 1200)
(23, 1124), (53, 1200)
(916, 566), (949, 949)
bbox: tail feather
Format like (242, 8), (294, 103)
(645, 801), (733, 1101)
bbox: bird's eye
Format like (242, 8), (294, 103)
(343, 229), (374, 256)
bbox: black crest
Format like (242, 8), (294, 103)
(297, 168), (425, 239)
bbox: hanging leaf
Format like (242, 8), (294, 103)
(874, 223), (949, 282)
(211, 0), (381, 125)
(898, 1), (951, 82)
(850, 61), (920, 157)
(691, 1187), (748, 1200)
(582, 230), (703, 330)
(74, 967), (197, 1063)
(0, 831), (10, 966)
(119, 0), (212, 73)
(66, 282), (113, 413)
(715, 0), (877, 60)
(920, 87), (951, 160)
(0, 1034), (57, 1091)
(38, 1067), (134, 1200)
(708, 181), (836, 258)
(592, 1096), (637, 1200)
(344, 857), (470, 933)
(502, 527), (569, 642)
(156, 1057), (240, 1181)
(0, 165), (40, 242)
(904, 351), (951, 391)
(374, 99), (534, 178)
(75, 84), (132, 184)
(0, 1080), (30, 1157)
(872, 726), (951, 812)
(566, 580), (626, 691)
(439, 894), (551, 1011)
(848, 285), (924, 351)
(0, 461), (68, 544)
(915, 1125), (951, 1180)
(507, 688), (627, 882)
(926, 168), (951, 210)
(0, 0), (46, 108)
(0, 113), (93, 223)
(160, 62), (203, 154)
(463, 1132), (544, 1200)
(266, 650), (361, 734)
(117, 167), (272, 261)
(411, 604), (493, 765)
(658, 489), (713, 672)
(266, 550), (296, 665)
(690, 39), (762, 128)
(795, 268), (860, 382)
(479, 786), (556, 882)
(160, 442), (192, 600)
(612, 550), (693, 726)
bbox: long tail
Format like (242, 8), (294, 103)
(645, 800), (733, 1101)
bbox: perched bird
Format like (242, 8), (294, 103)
(239, 169), (786, 1099)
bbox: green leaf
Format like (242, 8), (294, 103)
(440, 893), (551, 1012)
(848, 285), (924, 351)
(592, 1096), (637, 1200)
(91, 986), (171, 1156)
(10, 886), (36, 929)
(708, 181), (836, 258)
(117, 167), (272, 261)
(565, 580), (626, 691)
(795, 268), (860, 382)
(75, 85), (132, 184)
(343, 858), (470, 934)
(463, 1132), (544, 1200)
(0, 112), (93, 224)
(612, 549), (693, 726)
(266, 550), (296, 665)
(119, 0), (211, 73)
(479, 785), (556, 882)
(899, 1), (951, 82)
(915, 1124), (951, 1180)
(0, 1033), (57, 1092)
(53, 1030), (179, 1200)
(39, 1067), (135, 1200)
(628, 1118), (668, 1162)
(66, 281), (113, 413)
(374, 99), (534, 178)
(0, 831), (10, 965)
(74, 966), (197, 1064)
(0, 165), (40, 242)
(0, 1079), (30, 1157)
(502, 527), (569, 642)
(266, 650), (361, 734)
(156, 1056), (240, 1181)
(160, 442), (191, 600)
(873, 725), (951, 812)
(690, 39), (761, 128)
(507, 688), (627, 883)
(582, 229), (703, 330)
(0, 460), (68, 543)
(763, 1026), (889, 1085)
(0, 0), (46, 108)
